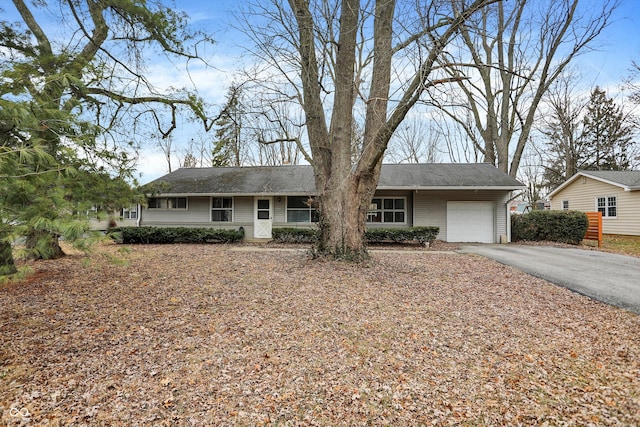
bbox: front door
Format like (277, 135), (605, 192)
(254, 197), (273, 239)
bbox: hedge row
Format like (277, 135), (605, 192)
(365, 226), (440, 245)
(109, 227), (244, 244)
(511, 210), (588, 245)
(109, 225), (440, 245)
(272, 226), (440, 245)
(271, 228), (318, 243)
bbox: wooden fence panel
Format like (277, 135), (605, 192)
(585, 211), (602, 247)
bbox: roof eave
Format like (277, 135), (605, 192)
(577, 171), (636, 191)
(148, 192), (316, 197)
(153, 186), (525, 196)
(378, 186), (526, 191)
(548, 173), (584, 198)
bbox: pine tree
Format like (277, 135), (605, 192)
(212, 85), (245, 167)
(582, 87), (634, 171)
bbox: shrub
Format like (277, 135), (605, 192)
(109, 227), (244, 244)
(272, 228), (318, 243)
(272, 226), (440, 246)
(365, 226), (440, 245)
(511, 210), (588, 245)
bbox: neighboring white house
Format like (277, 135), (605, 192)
(548, 170), (640, 236)
(139, 163), (524, 243)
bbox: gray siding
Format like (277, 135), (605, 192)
(274, 197), (287, 223)
(413, 196), (447, 239)
(234, 197), (254, 223)
(89, 218), (138, 231)
(141, 196), (209, 225)
(138, 190), (513, 242)
(141, 196), (253, 228)
(414, 190), (511, 242)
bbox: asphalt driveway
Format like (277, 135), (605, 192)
(458, 244), (640, 315)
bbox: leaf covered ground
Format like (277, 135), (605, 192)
(1, 243), (639, 426)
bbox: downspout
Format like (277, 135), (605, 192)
(136, 204), (141, 227)
(506, 191), (515, 243)
(413, 190), (417, 227)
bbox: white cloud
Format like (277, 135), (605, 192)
(136, 149), (171, 183)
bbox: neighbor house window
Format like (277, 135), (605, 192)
(122, 206), (138, 219)
(562, 200), (569, 210)
(367, 198), (406, 223)
(148, 197), (187, 209)
(597, 196), (617, 217)
(287, 196), (319, 223)
(212, 197), (233, 222)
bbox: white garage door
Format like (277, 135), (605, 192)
(447, 201), (494, 243)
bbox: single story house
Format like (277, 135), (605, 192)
(88, 206), (140, 231)
(548, 170), (640, 236)
(140, 163), (524, 243)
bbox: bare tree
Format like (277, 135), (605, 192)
(239, 0), (495, 260)
(627, 61), (640, 109)
(181, 153), (198, 168)
(387, 118), (441, 163)
(518, 147), (546, 203)
(538, 72), (589, 191)
(183, 135), (215, 168)
(430, 0), (619, 177)
(155, 134), (174, 173)
(253, 101), (306, 166)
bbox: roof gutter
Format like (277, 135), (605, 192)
(377, 186), (527, 191)
(149, 192), (316, 197)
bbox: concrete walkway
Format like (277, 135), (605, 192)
(458, 244), (640, 315)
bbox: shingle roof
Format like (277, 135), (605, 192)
(146, 163), (524, 196)
(548, 170), (640, 197)
(580, 170), (640, 190)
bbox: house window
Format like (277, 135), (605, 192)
(367, 198), (406, 223)
(148, 197), (187, 209)
(597, 196), (617, 217)
(287, 196), (319, 223)
(122, 206), (138, 219)
(212, 197), (233, 222)
(562, 200), (569, 210)
(86, 205), (101, 218)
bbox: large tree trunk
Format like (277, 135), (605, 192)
(0, 240), (17, 276)
(286, 0), (492, 261)
(26, 230), (65, 260)
(316, 170), (379, 261)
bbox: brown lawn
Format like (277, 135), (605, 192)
(1, 243), (639, 426)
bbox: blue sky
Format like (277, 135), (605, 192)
(3, 0), (640, 182)
(574, 0), (640, 87)
(144, 0), (640, 181)
(179, 0), (640, 88)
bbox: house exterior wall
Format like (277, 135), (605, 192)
(138, 190), (512, 242)
(413, 190), (510, 243)
(550, 177), (640, 236)
(89, 218), (138, 231)
(140, 196), (255, 236)
(234, 197), (254, 224)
